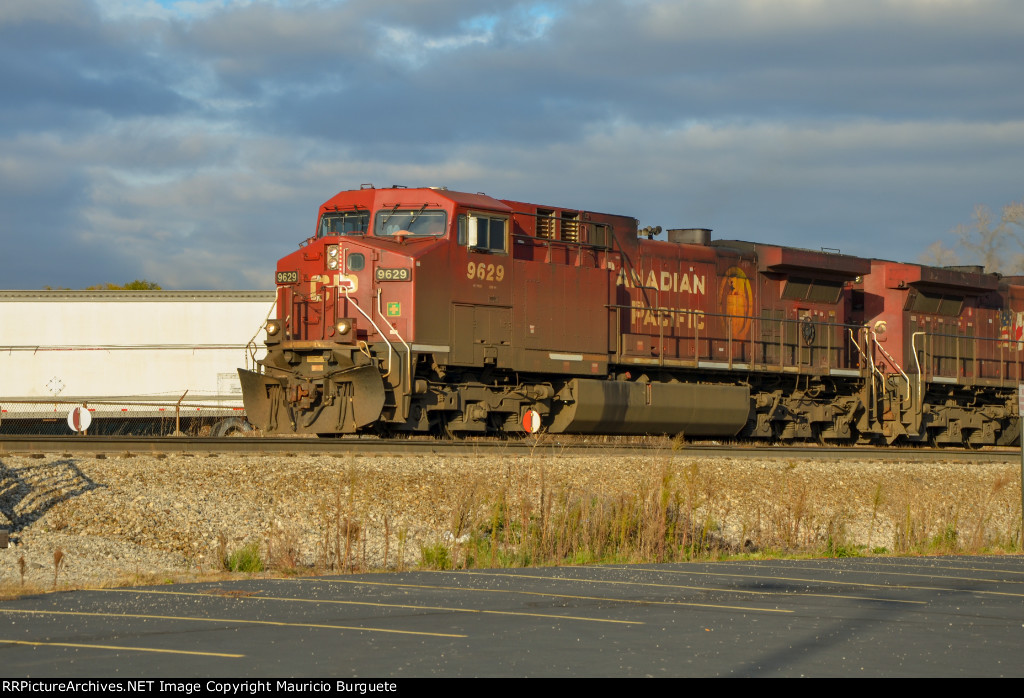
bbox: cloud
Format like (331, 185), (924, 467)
(1, 0), (1022, 288)
(0, 1), (191, 134)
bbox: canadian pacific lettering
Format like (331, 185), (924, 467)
(630, 301), (705, 330)
(616, 268), (706, 295)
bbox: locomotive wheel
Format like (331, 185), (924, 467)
(824, 423), (859, 445)
(487, 413), (516, 439)
(373, 424), (393, 439)
(856, 433), (881, 446)
(964, 433), (985, 450)
(430, 417), (454, 440)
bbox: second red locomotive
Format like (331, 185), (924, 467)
(238, 185), (1022, 446)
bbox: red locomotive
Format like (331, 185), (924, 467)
(238, 185), (1022, 445)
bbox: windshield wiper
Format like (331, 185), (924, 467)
(406, 204), (429, 228)
(378, 204), (401, 229)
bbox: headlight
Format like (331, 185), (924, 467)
(327, 257), (339, 270)
(266, 320), (281, 336)
(326, 245), (339, 270)
(336, 319), (352, 335)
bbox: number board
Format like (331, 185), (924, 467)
(276, 270), (299, 284)
(375, 267), (411, 282)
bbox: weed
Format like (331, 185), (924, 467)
(824, 537), (861, 558)
(929, 523), (959, 553)
(420, 543), (452, 570)
(317, 475), (364, 572)
(397, 527), (408, 572)
(867, 482), (884, 549)
(223, 542), (263, 573)
(967, 472), (1011, 550)
(53, 549), (65, 588)
(265, 520), (302, 573)
(823, 514), (860, 557)
(217, 532), (228, 569)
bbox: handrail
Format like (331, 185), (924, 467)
(848, 327), (881, 381)
(606, 302), (1021, 384)
(342, 287), (394, 379)
(907, 329), (1023, 386)
(605, 303), (856, 332)
(911, 331), (925, 411)
(376, 289), (413, 418)
(607, 303), (861, 375)
(849, 327), (881, 425)
(511, 232), (610, 252)
(871, 330), (911, 409)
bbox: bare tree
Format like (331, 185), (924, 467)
(951, 200), (1024, 274)
(919, 240), (960, 268)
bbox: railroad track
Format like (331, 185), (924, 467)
(0, 435), (1016, 462)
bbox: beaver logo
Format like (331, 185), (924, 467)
(720, 267), (753, 341)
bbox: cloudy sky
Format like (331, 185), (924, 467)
(2, 0), (1021, 289)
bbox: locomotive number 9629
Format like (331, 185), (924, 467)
(375, 267), (411, 282)
(466, 262), (505, 282)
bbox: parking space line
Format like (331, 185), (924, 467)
(720, 556), (1024, 585)
(453, 570), (926, 605)
(0, 609), (466, 638)
(0, 639), (243, 657)
(760, 560), (1024, 582)
(616, 566), (1024, 599)
(309, 579), (793, 614)
(107, 588), (642, 625)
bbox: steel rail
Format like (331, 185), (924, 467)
(0, 435), (1016, 462)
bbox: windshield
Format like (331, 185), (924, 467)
(319, 211), (370, 237)
(374, 208), (448, 237)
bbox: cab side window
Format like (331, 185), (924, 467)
(460, 213), (508, 254)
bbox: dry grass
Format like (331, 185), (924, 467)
(161, 456), (1024, 572)
(409, 457), (1023, 569)
(1, 452), (1020, 591)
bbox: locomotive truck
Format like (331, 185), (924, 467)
(238, 185), (1023, 446)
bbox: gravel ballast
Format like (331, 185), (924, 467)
(0, 451), (1019, 589)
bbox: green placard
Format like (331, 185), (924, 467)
(386, 301), (401, 317)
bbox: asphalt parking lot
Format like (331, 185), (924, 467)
(2, 556), (1023, 677)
